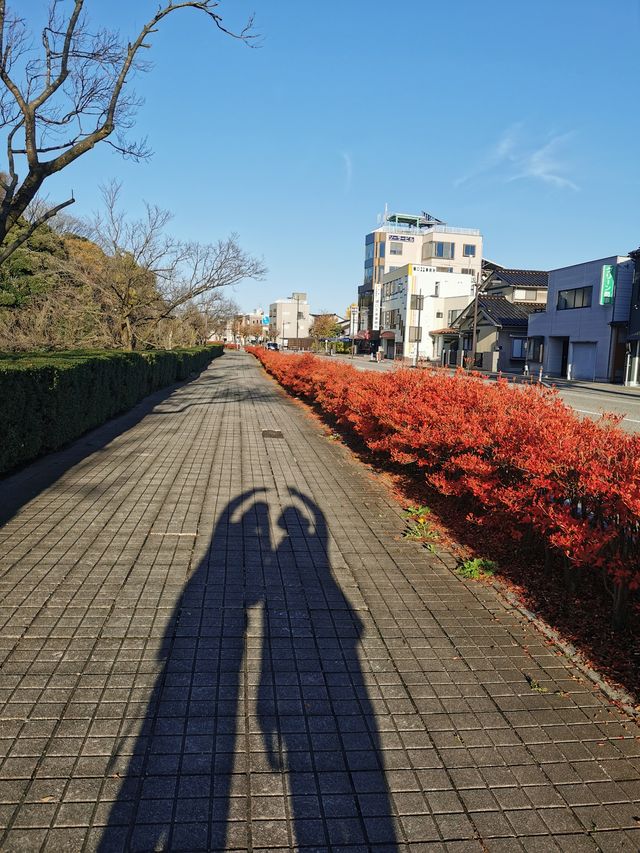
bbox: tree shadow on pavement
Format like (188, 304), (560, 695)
(97, 488), (398, 851)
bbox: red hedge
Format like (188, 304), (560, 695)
(248, 348), (640, 589)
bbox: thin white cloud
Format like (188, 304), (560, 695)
(341, 151), (353, 193)
(455, 125), (578, 191)
(454, 122), (522, 188)
(508, 133), (579, 191)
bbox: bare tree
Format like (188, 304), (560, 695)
(87, 181), (265, 349)
(197, 292), (239, 342)
(0, 1), (256, 263)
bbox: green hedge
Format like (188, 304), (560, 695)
(0, 345), (223, 474)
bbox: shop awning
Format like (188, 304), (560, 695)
(380, 331), (395, 340)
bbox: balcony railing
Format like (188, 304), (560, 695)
(376, 223), (480, 237)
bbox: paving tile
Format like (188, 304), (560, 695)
(0, 351), (638, 851)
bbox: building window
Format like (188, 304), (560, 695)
(511, 338), (527, 359)
(434, 282), (440, 297)
(447, 308), (462, 325)
(410, 294), (424, 310)
(436, 311), (443, 319)
(436, 266), (453, 273)
(463, 244), (476, 257)
(408, 326), (422, 342)
(389, 242), (403, 255)
(433, 241), (455, 259)
(513, 289), (527, 301)
(528, 338), (543, 361)
(461, 268), (475, 276)
(365, 243), (375, 261)
(557, 286), (593, 310)
(383, 309), (400, 328)
(378, 242), (385, 258)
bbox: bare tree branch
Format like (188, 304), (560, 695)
(0, 1), (258, 263)
(0, 194), (74, 264)
(86, 181), (266, 350)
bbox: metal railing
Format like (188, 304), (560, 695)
(375, 223), (480, 237)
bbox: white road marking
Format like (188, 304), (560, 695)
(572, 408), (640, 424)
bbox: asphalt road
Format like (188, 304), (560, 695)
(550, 383), (640, 432)
(314, 353), (640, 434)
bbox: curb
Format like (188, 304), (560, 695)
(487, 577), (640, 720)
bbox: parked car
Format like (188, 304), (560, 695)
(266, 342), (279, 351)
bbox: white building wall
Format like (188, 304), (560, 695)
(369, 224), (482, 334)
(269, 295), (311, 345)
(380, 265), (474, 359)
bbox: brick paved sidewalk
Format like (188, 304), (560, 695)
(0, 351), (639, 852)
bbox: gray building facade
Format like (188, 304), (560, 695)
(527, 256), (633, 382)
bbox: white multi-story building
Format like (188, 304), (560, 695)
(357, 210), (482, 352)
(379, 264), (475, 360)
(269, 292), (311, 347)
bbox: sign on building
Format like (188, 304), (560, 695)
(600, 264), (616, 305)
(372, 283), (382, 330)
(261, 316), (270, 325)
(349, 306), (359, 338)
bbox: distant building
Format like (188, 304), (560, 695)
(482, 268), (548, 305)
(527, 256), (633, 382)
(449, 268), (548, 371)
(379, 264), (474, 361)
(269, 292), (311, 347)
(452, 296), (543, 372)
(356, 211), (482, 352)
(222, 308), (265, 343)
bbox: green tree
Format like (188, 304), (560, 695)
(310, 312), (342, 345)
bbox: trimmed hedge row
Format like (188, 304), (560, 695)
(0, 345), (222, 474)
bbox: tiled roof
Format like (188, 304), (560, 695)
(478, 296), (541, 327)
(489, 269), (549, 288)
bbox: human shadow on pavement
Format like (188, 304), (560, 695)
(98, 488), (397, 851)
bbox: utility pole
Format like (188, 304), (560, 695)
(470, 272), (482, 369)
(295, 294), (300, 349)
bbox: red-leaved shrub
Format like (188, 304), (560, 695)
(248, 348), (640, 600)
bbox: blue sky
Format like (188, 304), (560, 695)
(31, 0), (640, 315)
